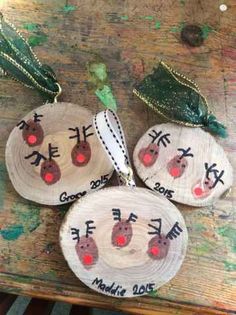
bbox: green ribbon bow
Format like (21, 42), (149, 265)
(133, 61), (227, 138)
(0, 13), (60, 101)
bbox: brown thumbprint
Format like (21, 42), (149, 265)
(111, 209), (138, 248)
(147, 220), (183, 260)
(22, 119), (44, 147)
(181, 25), (204, 47)
(71, 141), (91, 167)
(192, 177), (214, 199)
(147, 234), (170, 260)
(138, 143), (159, 167)
(40, 159), (61, 185)
(167, 155), (188, 178)
(71, 221), (97, 269)
(24, 143), (61, 186)
(17, 113), (44, 147)
(75, 236), (98, 269)
(69, 125), (93, 167)
(167, 147), (193, 178)
(111, 219), (133, 247)
(138, 130), (170, 167)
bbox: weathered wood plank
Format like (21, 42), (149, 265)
(0, 0), (235, 314)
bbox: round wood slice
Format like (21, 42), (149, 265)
(60, 186), (188, 298)
(5, 102), (113, 205)
(133, 123), (233, 207)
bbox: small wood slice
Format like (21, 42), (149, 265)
(133, 123), (233, 207)
(5, 102), (113, 205)
(60, 186), (188, 298)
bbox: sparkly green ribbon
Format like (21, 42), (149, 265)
(133, 61), (227, 138)
(0, 13), (60, 101)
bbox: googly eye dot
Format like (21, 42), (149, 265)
(204, 181), (208, 185)
(158, 240), (161, 244)
(177, 160), (180, 163)
(155, 151), (158, 155)
(182, 164), (186, 168)
(81, 245), (84, 249)
(87, 244), (89, 247)
(125, 227), (128, 231)
(163, 242), (167, 245)
(119, 227), (122, 230)
(150, 149), (154, 153)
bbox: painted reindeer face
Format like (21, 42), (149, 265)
(192, 177), (214, 199)
(69, 125), (93, 167)
(167, 155), (187, 178)
(40, 159), (61, 185)
(138, 130), (171, 167)
(138, 143), (159, 167)
(17, 113), (44, 147)
(22, 119), (44, 146)
(147, 234), (170, 260)
(71, 220), (97, 270)
(167, 147), (193, 178)
(25, 143), (61, 186)
(192, 162), (224, 199)
(111, 209), (138, 248)
(71, 141), (91, 166)
(75, 236), (98, 269)
(147, 219), (183, 260)
(112, 219), (133, 247)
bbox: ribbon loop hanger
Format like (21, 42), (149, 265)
(93, 110), (136, 187)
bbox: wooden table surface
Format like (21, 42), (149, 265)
(0, 0), (235, 314)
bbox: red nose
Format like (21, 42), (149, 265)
(76, 153), (86, 163)
(143, 153), (152, 164)
(83, 254), (93, 265)
(194, 187), (203, 196)
(27, 134), (37, 144)
(170, 167), (181, 177)
(44, 172), (54, 183)
(150, 246), (159, 256)
(116, 235), (126, 246)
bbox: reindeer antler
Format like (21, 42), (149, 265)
(68, 127), (80, 143)
(126, 213), (138, 223)
(25, 151), (47, 166)
(157, 133), (171, 147)
(166, 222), (183, 240)
(82, 125), (93, 142)
(48, 143), (60, 160)
(112, 208), (121, 221)
(177, 147), (193, 159)
(148, 218), (162, 235)
(204, 163), (224, 188)
(33, 113), (43, 123)
(71, 228), (80, 241)
(85, 220), (96, 238)
(17, 120), (29, 130)
(148, 130), (162, 143)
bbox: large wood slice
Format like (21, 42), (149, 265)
(133, 123), (233, 207)
(60, 187), (188, 298)
(5, 102), (113, 205)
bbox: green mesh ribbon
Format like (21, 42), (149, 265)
(0, 13), (60, 101)
(133, 61), (227, 138)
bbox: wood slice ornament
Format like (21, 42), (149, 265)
(60, 110), (188, 298)
(133, 123), (233, 207)
(6, 102), (113, 205)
